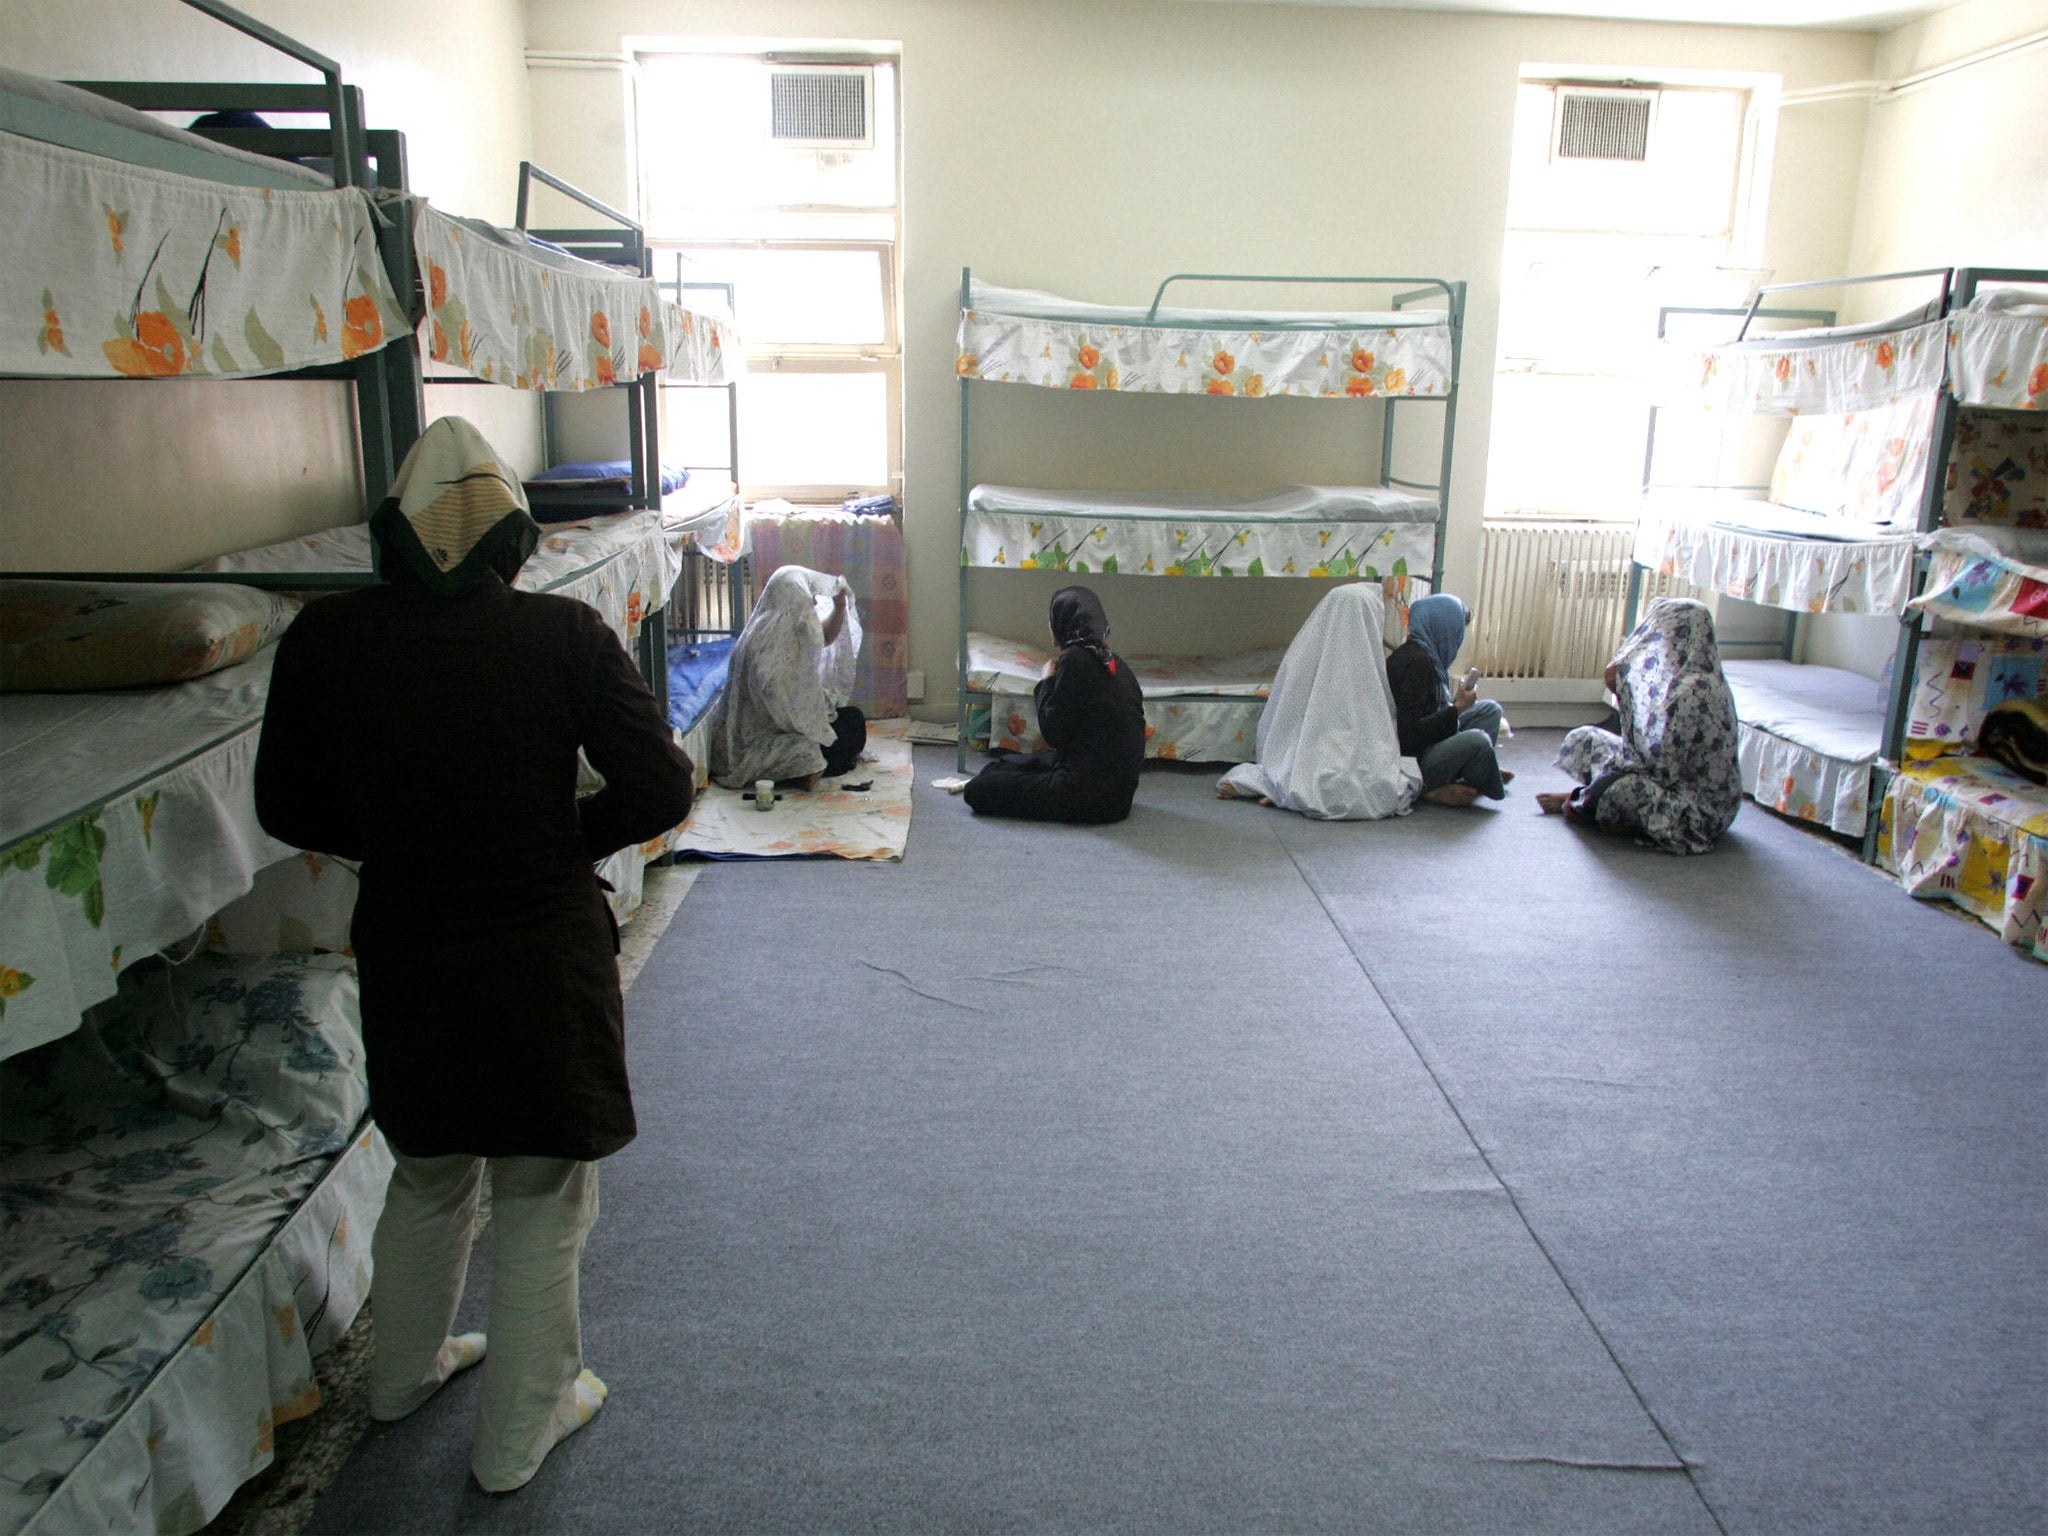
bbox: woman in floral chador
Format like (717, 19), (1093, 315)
(964, 586), (1145, 823)
(255, 418), (694, 1493)
(1538, 598), (1741, 854)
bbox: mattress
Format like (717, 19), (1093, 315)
(195, 511), (685, 653)
(964, 280), (1448, 332)
(1633, 494), (1915, 615)
(0, 952), (386, 1536)
(1881, 755), (2048, 963)
(1724, 659), (1885, 836)
(0, 65), (331, 188)
(959, 278), (1455, 398)
(0, 650), (298, 1061)
(966, 484), (1438, 581)
(965, 631), (1279, 764)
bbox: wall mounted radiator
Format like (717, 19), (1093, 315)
(1472, 521), (1707, 680)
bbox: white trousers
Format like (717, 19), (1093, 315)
(367, 1151), (599, 1490)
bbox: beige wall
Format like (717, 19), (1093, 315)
(0, 0), (536, 571)
(526, 0), (1876, 706)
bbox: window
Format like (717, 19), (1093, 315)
(637, 50), (900, 502)
(1484, 71), (1778, 520)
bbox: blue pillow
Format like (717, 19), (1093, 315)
(530, 461), (690, 494)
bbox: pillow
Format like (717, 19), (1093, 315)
(0, 580), (299, 692)
(530, 460), (690, 493)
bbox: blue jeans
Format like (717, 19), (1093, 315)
(1417, 700), (1506, 798)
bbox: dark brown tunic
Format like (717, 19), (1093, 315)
(254, 577), (694, 1161)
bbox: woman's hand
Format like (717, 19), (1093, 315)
(821, 589), (849, 646)
(1453, 684), (1478, 711)
(1603, 661), (1620, 693)
(1040, 655), (1058, 679)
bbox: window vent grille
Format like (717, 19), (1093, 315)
(769, 66), (873, 148)
(1554, 89), (1655, 162)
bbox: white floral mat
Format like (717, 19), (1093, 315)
(672, 721), (912, 861)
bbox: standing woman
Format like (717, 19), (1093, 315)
(1385, 592), (1508, 806)
(255, 418), (696, 1492)
(707, 564), (866, 789)
(964, 585), (1146, 824)
(1537, 597), (1741, 854)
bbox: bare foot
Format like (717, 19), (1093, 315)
(1422, 784), (1482, 808)
(1500, 769), (1516, 784)
(1535, 791), (1572, 815)
(1216, 781), (1241, 799)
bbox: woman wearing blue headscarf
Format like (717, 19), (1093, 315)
(1385, 593), (1509, 806)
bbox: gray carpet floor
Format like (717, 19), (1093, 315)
(305, 731), (2044, 1534)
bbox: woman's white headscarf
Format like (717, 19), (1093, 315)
(369, 416), (538, 594)
(1218, 583), (1419, 820)
(706, 565), (862, 787)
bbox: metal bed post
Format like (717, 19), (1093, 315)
(957, 265), (974, 771)
(1868, 266), (1972, 861)
(1388, 280), (1464, 597)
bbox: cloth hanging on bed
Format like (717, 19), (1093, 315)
(1217, 583), (1419, 820)
(706, 565), (863, 788)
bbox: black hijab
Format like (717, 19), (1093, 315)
(1049, 586), (1115, 670)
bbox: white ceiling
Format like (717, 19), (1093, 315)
(1169, 0), (1960, 32)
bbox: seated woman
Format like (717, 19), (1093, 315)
(1536, 597), (1741, 855)
(706, 565), (865, 790)
(1216, 582), (1419, 820)
(1385, 593), (1508, 807)
(963, 586), (1145, 824)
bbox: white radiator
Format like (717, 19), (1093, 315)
(1473, 521), (1707, 680)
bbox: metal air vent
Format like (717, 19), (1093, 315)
(1553, 88), (1655, 162)
(769, 65), (873, 149)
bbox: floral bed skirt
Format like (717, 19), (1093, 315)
(1879, 757), (2048, 962)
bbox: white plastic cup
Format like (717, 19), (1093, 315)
(754, 778), (774, 811)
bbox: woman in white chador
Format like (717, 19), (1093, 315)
(1217, 582), (1420, 820)
(706, 564), (866, 789)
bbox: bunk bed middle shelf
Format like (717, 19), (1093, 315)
(956, 278), (1459, 583)
(1638, 308), (1948, 618)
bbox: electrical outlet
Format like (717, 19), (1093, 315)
(906, 670), (926, 702)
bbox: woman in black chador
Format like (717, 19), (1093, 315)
(964, 585), (1146, 824)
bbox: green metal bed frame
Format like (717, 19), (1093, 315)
(1867, 264), (2048, 861)
(0, 0), (424, 582)
(954, 267), (1466, 770)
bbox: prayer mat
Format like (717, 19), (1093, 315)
(671, 720), (912, 861)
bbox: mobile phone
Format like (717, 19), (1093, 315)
(1462, 665), (1481, 692)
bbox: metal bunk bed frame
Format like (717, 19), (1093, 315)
(658, 268), (751, 645)
(1, 0), (424, 591)
(1869, 264), (2048, 861)
(954, 267), (1466, 770)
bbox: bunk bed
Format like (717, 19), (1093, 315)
(0, 8), (405, 1531)
(1630, 270), (1955, 837)
(954, 272), (1465, 769)
(1874, 267), (2048, 961)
